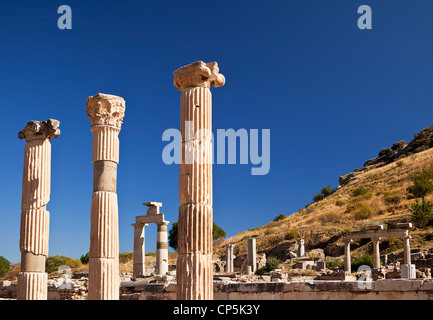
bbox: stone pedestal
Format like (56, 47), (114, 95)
(86, 93), (125, 300)
(247, 238), (257, 273)
(17, 119), (60, 300)
(401, 264), (416, 279)
(174, 61), (225, 300)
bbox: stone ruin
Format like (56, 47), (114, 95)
(7, 60), (433, 301)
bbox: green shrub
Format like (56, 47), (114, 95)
(407, 170), (433, 199)
(273, 214), (286, 222)
(392, 140), (405, 151)
(325, 257), (344, 269)
(284, 230), (299, 240)
(354, 205), (374, 220)
(409, 198), (433, 228)
(45, 255), (82, 274)
(347, 201), (374, 220)
(255, 257), (280, 275)
(0, 256), (11, 277)
(335, 200), (346, 206)
(351, 254), (374, 270)
(264, 229), (275, 235)
(313, 193), (324, 202)
(313, 184), (335, 202)
(242, 235), (251, 241)
(379, 148), (392, 157)
(352, 187), (368, 197)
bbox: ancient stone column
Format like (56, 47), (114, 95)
(226, 244), (235, 273)
(297, 239), (305, 257)
(402, 235), (412, 265)
(344, 239), (352, 274)
(372, 237), (381, 269)
(247, 238), (257, 273)
(156, 221), (169, 275)
(132, 223), (147, 277)
(174, 61), (225, 300)
(17, 119), (60, 300)
(86, 93), (125, 300)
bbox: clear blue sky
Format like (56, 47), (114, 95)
(1, 1), (433, 263)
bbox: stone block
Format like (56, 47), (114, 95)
(401, 264), (416, 279)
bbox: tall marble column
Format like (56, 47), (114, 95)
(226, 244), (235, 273)
(17, 119), (60, 300)
(174, 61), (225, 300)
(132, 223), (147, 277)
(156, 221), (169, 275)
(344, 239), (352, 274)
(372, 237), (381, 269)
(86, 93), (125, 300)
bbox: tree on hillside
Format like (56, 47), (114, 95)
(313, 184), (335, 202)
(80, 252), (89, 264)
(407, 170), (433, 228)
(0, 256), (11, 277)
(168, 222), (226, 251)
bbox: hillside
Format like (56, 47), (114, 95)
(215, 127), (433, 262)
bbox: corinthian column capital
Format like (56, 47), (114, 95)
(18, 119), (60, 141)
(86, 93), (125, 129)
(173, 61), (225, 90)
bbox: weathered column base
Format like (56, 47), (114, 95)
(176, 253), (213, 300)
(401, 264), (416, 279)
(17, 272), (47, 300)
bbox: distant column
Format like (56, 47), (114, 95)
(297, 239), (305, 257)
(174, 61), (225, 300)
(344, 239), (352, 274)
(402, 235), (412, 265)
(132, 223), (147, 277)
(17, 119), (60, 300)
(247, 238), (257, 273)
(372, 237), (381, 269)
(156, 221), (169, 275)
(226, 244), (235, 273)
(86, 93), (125, 300)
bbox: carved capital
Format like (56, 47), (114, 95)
(18, 119), (60, 141)
(173, 61), (225, 90)
(86, 93), (125, 129)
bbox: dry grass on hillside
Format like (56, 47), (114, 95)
(215, 148), (433, 258)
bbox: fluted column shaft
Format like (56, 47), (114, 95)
(174, 61), (225, 300)
(86, 93), (125, 300)
(18, 119), (60, 300)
